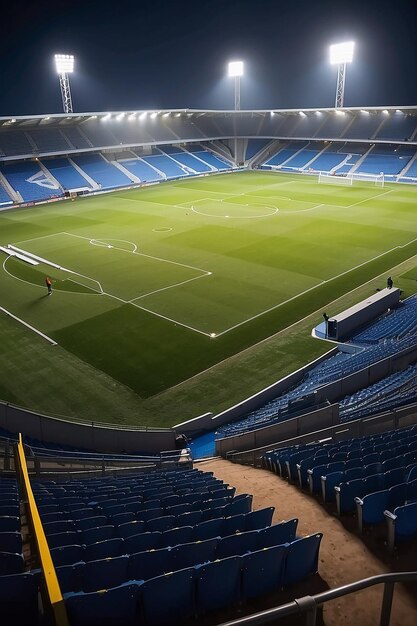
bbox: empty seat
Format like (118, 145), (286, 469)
(258, 519), (298, 548)
(0, 571), (40, 626)
(283, 533), (323, 586)
(194, 518), (224, 541)
(125, 531), (161, 554)
(216, 530), (259, 559)
(242, 545), (286, 600)
(221, 514), (246, 536)
(47, 531), (80, 549)
(159, 526), (194, 548)
(244, 507), (274, 531)
(127, 547), (171, 581)
(64, 581), (140, 626)
(118, 520), (146, 539)
(385, 501), (417, 552)
(141, 568), (195, 626)
(171, 538), (218, 570)
(56, 561), (84, 594)
(0, 551), (24, 575)
(43, 520), (75, 535)
(0, 531), (22, 553)
(82, 556), (129, 592)
(196, 556), (242, 613)
(82, 526), (116, 545)
(146, 516), (175, 533)
(85, 538), (125, 562)
(0, 516), (19, 532)
(77, 516), (108, 531)
(51, 544), (85, 567)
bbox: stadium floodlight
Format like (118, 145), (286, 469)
(116, 112), (125, 121)
(382, 109), (389, 115)
(54, 54), (75, 113)
(360, 109), (370, 114)
(102, 113), (111, 121)
(139, 112), (147, 120)
(150, 112), (158, 119)
(299, 111), (306, 117)
(329, 42), (354, 108)
(227, 60), (244, 110)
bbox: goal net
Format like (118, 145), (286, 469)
(346, 172), (385, 187)
(318, 172), (352, 186)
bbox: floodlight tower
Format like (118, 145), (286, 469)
(329, 42), (354, 108)
(54, 54), (75, 113)
(228, 61), (244, 110)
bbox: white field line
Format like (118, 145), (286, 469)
(344, 188), (395, 209)
(12, 232), (68, 247)
(63, 232), (210, 275)
(0, 305), (57, 346)
(163, 253), (417, 392)
(65, 277), (104, 295)
(213, 235), (417, 337)
(128, 300), (212, 337)
(129, 273), (210, 302)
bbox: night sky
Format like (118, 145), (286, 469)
(1, 0), (417, 116)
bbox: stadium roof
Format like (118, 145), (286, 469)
(1, 105), (417, 129)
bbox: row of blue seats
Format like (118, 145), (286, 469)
(0, 533), (322, 626)
(64, 535), (322, 626)
(356, 478), (417, 532)
(50, 508), (276, 567)
(218, 334), (417, 438)
(56, 519), (298, 592)
(0, 480), (21, 575)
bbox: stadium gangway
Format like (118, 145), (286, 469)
(216, 571), (417, 626)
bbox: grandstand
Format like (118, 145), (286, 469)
(1, 104), (417, 626)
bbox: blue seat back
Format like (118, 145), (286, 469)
(65, 581), (140, 626)
(283, 533), (323, 586)
(196, 556), (242, 613)
(258, 519), (298, 548)
(141, 568), (195, 625)
(242, 545), (286, 599)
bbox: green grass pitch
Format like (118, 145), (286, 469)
(0, 170), (416, 426)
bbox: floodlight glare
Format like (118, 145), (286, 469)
(329, 42), (354, 65)
(228, 60), (244, 77)
(54, 54), (74, 74)
(330, 42), (355, 108)
(54, 54), (75, 113)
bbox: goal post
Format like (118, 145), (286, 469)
(318, 172), (353, 185)
(346, 172), (385, 187)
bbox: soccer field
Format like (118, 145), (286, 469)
(0, 171), (416, 420)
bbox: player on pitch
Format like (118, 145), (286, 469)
(45, 276), (53, 296)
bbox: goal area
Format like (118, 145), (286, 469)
(318, 172), (385, 187)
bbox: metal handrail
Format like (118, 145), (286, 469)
(217, 571), (417, 626)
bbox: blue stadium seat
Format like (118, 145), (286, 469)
(127, 547), (171, 581)
(216, 530), (259, 559)
(82, 556), (129, 592)
(0, 531), (22, 553)
(85, 538), (125, 562)
(77, 516), (108, 531)
(44, 520), (75, 535)
(194, 518), (224, 541)
(159, 526), (194, 548)
(141, 568), (195, 625)
(51, 544), (85, 567)
(0, 571), (40, 626)
(258, 519), (298, 547)
(221, 514), (246, 536)
(118, 520), (146, 539)
(385, 501), (417, 552)
(56, 561), (85, 594)
(48, 531), (80, 549)
(283, 533), (323, 586)
(196, 556), (242, 613)
(0, 516), (19, 532)
(82, 526), (115, 544)
(146, 516), (175, 533)
(64, 581), (140, 626)
(244, 507), (274, 531)
(242, 545), (286, 599)
(125, 531), (161, 554)
(176, 511), (202, 527)
(171, 538), (218, 570)
(0, 551), (24, 575)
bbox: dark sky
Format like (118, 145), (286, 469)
(1, 0), (416, 116)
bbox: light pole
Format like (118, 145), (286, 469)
(228, 60), (244, 110)
(329, 42), (354, 108)
(54, 54), (75, 113)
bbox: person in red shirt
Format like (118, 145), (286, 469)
(45, 276), (52, 296)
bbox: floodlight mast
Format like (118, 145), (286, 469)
(329, 42), (354, 108)
(54, 54), (74, 113)
(228, 61), (244, 110)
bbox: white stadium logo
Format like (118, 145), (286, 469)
(26, 172), (59, 190)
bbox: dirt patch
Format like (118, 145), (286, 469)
(198, 458), (417, 626)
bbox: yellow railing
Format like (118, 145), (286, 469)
(16, 433), (69, 626)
